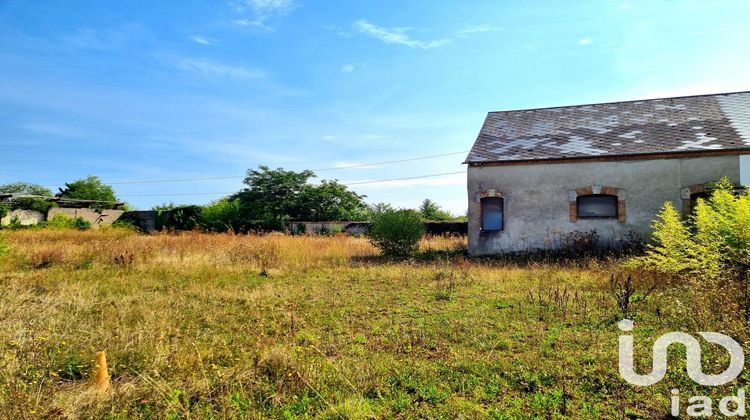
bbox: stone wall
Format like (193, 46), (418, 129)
(0, 209), (45, 226)
(467, 155), (741, 255)
(48, 207), (124, 228)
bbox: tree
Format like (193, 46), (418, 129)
(365, 202), (393, 219)
(0, 182), (53, 197)
(57, 176), (118, 204)
(232, 166), (369, 231)
(0, 182), (56, 213)
(233, 166), (315, 231)
(368, 209), (425, 257)
(295, 180), (368, 221)
(418, 199), (454, 221)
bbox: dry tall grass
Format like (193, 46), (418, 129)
(0, 229), (742, 418)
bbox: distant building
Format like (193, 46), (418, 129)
(0, 194), (125, 227)
(465, 91), (750, 255)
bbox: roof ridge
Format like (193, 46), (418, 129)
(487, 90), (750, 114)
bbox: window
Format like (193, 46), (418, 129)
(481, 197), (503, 231)
(689, 192), (709, 213)
(576, 194), (618, 219)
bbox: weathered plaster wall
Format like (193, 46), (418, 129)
(1, 209), (45, 226)
(48, 208), (124, 228)
(467, 155), (741, 255)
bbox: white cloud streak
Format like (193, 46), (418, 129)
(457, 24), (496, 36)
(578, 37), (593, 46)
(189, 36), (216, 45)
(167, 56), (266, 80)
(340, 64), (355, 73)
(232, 0), (295, 29)
(353, 20), (451, 49)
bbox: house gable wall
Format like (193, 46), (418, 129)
(467, 155), (741, 255)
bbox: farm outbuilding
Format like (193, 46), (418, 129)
(465, 91), (750, 255)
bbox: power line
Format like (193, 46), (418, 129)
(116, 170), (465, 197)
(38, 150), (469, 187)
(344, 171), (464, 185)
(312, 151), (468, 172)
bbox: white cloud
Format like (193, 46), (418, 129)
(235, 0), (295, 15)
(340, 64), (355, 73)
(232, 0), (295, 29)
(189, 36), (217, 45)
(232, 18), (267, 28)
(578, 37), (593, 46)
(353, 20), (451, 49)
(457, 24), (496, 36)
(321, 135), (338, 141)
(167, 56), (266, 80)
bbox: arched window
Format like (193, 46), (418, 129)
(576, 194), (618, 219)
(481, 197), (503, 231)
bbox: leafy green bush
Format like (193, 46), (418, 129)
(153, 203), (202, 231)
(9, 197), (56, 213)
(110, 219), (136, 230)
(0, 203), (8, 221)
(199, 199), (241, 232)
(368, 209), (425, 257)
(628, 178), (749, 279)
(45, 213), (92, 230)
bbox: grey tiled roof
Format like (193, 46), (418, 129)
(466, 91), (750, 163)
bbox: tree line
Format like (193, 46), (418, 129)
(1, 166), (465, 232)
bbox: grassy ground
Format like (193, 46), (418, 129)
(0, 229), (747, 418)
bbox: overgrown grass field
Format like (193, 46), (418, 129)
(0, 229), (747, 418)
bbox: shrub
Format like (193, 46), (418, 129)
(45, 213), (91, 230)
(153, 203), (202, 231)
(199, 199), (241, 233)
(110, 219), (136, 230)
(368, 209), (425, 257)
(9, 197), (56, 213)
(0, 203), (9, 220)
(628, 178), (749, 279)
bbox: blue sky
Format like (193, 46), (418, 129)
(1, 0), (749, 213)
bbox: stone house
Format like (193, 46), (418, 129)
(465, 91), (750, 255)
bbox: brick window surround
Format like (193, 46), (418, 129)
(568, 185), (626, 222)
(476, 189), (504, 232)
(680, 182), (744, 215)
(680, 184), (708, 215)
